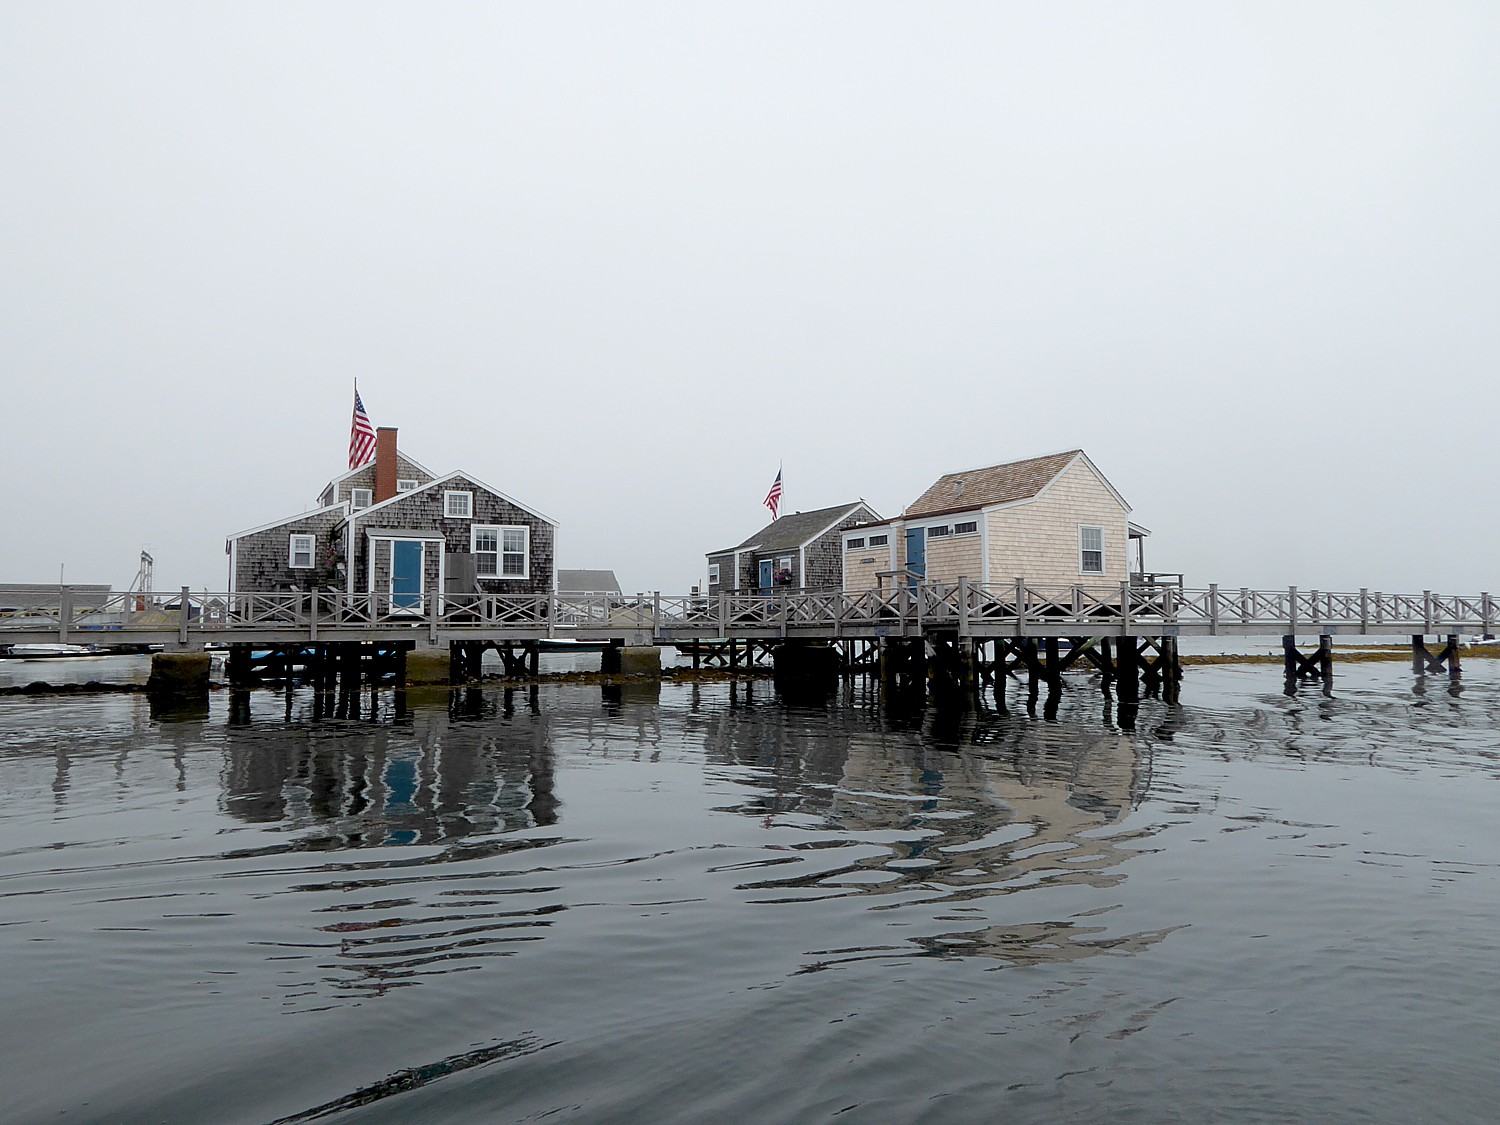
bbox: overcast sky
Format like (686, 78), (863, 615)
(3, 3), (1497, 596)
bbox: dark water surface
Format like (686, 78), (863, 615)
(4, 663), (1500, 1124)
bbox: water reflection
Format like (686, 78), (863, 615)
(701, 689), (1173, 965)
(222, 703), (558, 844)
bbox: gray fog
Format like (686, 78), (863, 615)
(3, 3), (1497, 595)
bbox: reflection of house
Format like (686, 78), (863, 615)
(557, 570), (621, 596)
(225, 427), (556, 608)
(842, 449), (1147, 593)
(707, 501), (880, 594)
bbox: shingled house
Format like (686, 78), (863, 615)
(707, 501), (881, 594)
(841, 450), (1147, 593)
(227, 427), (556, 611)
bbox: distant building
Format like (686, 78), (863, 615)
(226, 427), (556, 610)
(841, 450), (1147, 592)
(557, 570), (621, 596)
(707, 501), (881, 594)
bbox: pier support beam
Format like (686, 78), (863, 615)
(1412, 635), (1462, 681)
(773, 640), (840, 701)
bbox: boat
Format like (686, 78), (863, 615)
(4, 643), (107, 659)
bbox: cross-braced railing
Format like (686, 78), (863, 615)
(1, 583), (1494, 645)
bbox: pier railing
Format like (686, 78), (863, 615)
(0, 583), (1494, 646)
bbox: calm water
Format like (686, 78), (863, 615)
(3, 662), (1500, 1124)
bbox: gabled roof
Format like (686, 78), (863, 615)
(709, 501), (877, 557)
(317, 451), (436, 501)
(349, 470), (557, 527)
(558, 569), (621, 593)
(227, 501), (350, 542)
(904, 449), (1129, 518)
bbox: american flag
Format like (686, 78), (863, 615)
(763, 468), (783, 520)
(349, 387), (376, 468)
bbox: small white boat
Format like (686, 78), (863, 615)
(6, 643), (105, 659)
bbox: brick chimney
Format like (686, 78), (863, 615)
(374, 427), (398, 503)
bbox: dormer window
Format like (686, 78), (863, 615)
(350, 488), (373, 510)
(444, 490), (473, 519)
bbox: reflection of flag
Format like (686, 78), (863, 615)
(349, 387), (376, 468)
(763, 469), (783, 520)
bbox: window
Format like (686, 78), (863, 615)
(474, 524), (529, 578)
(288, 534), (315, 569)
(846, 537), (865, 550)
(708, 562), (720, 584)
(444, 490), (473, 519)
(397, 479), (418, 493)
(954, 520), (978, 535)
(501, 527), (528, 576)
(868, 534), (888, 547)
(1080, 526), (1105, 574)
(350, 487), (372, 510)
(927, 524), (951, 538)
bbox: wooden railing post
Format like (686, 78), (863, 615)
(1483, 592), (1493, 635)
(179, 586), (191, 645)
(1015, 578), (1026, 637)
(718, 591), (728, 637)
(548, 591), (557, 639)
(1120, 580), (1131, 632)
(58, 585), (73, 645)
(1423, 590), (1433, 634)
(1208, 583), (1220, 634)
(1359, 588), (1369, 634)
(958, 576), (971, 637)
(1288, 586), (1297, 636)
(428, 586), (439, 644)
(309, 587), (319, 642)
(1240, 587), (1250, 626)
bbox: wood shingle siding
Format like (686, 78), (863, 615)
(351, 475), (554, 596)
(231, 508), (348, 593)
(985, 458), (1128, 587)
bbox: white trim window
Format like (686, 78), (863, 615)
(473, 524), (529, 578)
(350, 487), (373, 510)
(1080, 525), (1105, 575)
(845, 537), (865, 550)
(397, 478), (419, 493)
(444, 490), (474, 519)
(927, 524), (951, 538)
(288, 533), (316, 569)
(954, 520), (978, 536)
(868, 533), (888, 547)
(708, 562), (720, 585)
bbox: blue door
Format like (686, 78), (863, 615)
(392, 540), (424, 611)
(905, 528), (926, 591)
(759, 559), (774, 591)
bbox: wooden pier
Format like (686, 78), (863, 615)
(2, 583), (1492, 716)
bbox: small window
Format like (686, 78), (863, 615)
(350, 487), (373, 510)
(501, 527), (528, 577)
(708, 562), (720, 584)
(472, 526), (499, 575)
(1080, 526), (1105, 574)
(777, 556), (793, 570)
(396, 479), (418, 492)
(868, 534), (888, 547)
(846, 537), (865, 550)
(954, 520), (978, 535)
(927, 524), (951, 538)
(288, 534), (315, 569)
(444, 490), (473, 519)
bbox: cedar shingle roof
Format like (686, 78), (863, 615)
(904, 450), (1085, 518)
(710, 502), (874, 556)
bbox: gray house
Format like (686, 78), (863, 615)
(706, 501), (881, 594)
(227, 427), (556, 611)
(557, 570), (621, 596)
